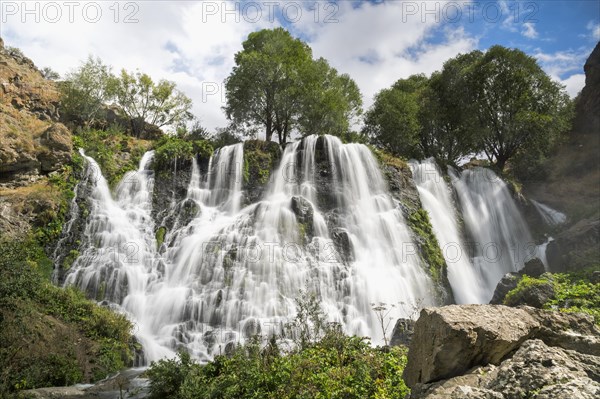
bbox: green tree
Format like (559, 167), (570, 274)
(298, 57), (363, 137)
(109, 70), (193, 135)
(225, 28), (312, 145)
(60, 56), (114, 126)
(467, 45), (572, 171)
(419, 51), (483, 166)
(363, 74), (428, 158)
(225, 28), (362, 145)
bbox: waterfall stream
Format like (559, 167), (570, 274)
(61, 135), (544, 362)
(63, 137), (439, 363)
(450, 166), (535, 301)
(409, 159), (487, 304)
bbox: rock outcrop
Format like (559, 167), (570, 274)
(405, 305), (600, 398)
(0, 40), (70, 186)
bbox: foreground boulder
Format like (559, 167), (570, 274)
(404, 304), (600, 398)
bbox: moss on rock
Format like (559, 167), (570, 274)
(242, 140), (281, 204)
(407, 209), (453, 304)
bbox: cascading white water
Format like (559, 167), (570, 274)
(450, 167), (536, 301)
(531, 200), (567, 226)
(63, 137), (439, 363)
(409, 159), (487, 304)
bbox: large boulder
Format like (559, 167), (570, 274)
(404, 305), (540, 387)
(404, 305), (600, 390)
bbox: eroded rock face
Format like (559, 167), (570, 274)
(546, 217), (600, 272)
(404, 305), (600, 392)
(412, 339), (600, 399)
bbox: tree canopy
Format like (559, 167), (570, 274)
(363, 46), (572, 171)
(109, 69), (193, 131)
(224, 28), (362, 146)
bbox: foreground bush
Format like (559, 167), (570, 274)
(0, 239), (134, 394)
(148, 333), (409, 399)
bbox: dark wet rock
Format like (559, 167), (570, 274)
(390, 318), (415, 347)
(331, 227), (354, 263)
(489, 273), (520, 305)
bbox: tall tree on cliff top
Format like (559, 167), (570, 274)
(224, 28), (362, 145)
(467, 45), (572, 171)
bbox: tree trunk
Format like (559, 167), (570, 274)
(265, 118), (273, 142)
(495, 154), (508, 172)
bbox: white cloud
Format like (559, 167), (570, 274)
(0, 1), (478, 130)
(561, 73), (585, 98)
(533, 48), (590, 79)
(521, 22), (538, 39)
(586, 21), (600, 40)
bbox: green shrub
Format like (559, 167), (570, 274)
(153, 135), (214, 171)
(504, 270), (600, 324)
(0, 239), (134, 394)
(73, 126), (148, 186)
(147, 291), (410, 399)
(242, 140), (281, 185)
(546, 270), (600, 323)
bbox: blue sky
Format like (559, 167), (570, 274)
(1, 1), (598, 130)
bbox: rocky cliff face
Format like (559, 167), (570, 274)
(405, 305), (600, 399)
(524, 43), (600, 272)
(0, 38), (72, 185)
(0, 38), (74, 238)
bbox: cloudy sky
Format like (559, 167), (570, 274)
(1, 0), (598, 131)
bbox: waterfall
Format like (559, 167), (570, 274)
(450, 167), (535, 301)
(531, 200), (567, 226)
(63, 137), (438, 363)
(409, 159), (487, 304)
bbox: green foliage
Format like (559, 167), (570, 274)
(407, 209), (447, 286)
(153, 135), (214, 171)
(467, 46), (573, 171)
(418, 52), (482, 166)
(109, 69), (193, 131)
(363, 75), (427, 159)
(59, 56), (114, 126)
(147, 292), (410, 399)
(363, 46), (573, 171)
(504, 271), (600, 324)
(156, 226), (167, 249)
(546, 270), (600, 324)
(242, 140), (281, 185)
(0, 239), (133, 393)
(40, 66), (60, 81)
(147, 351), (194, 399)
(297, 58), (363, 137)
(225, 28), (362, 145)
(75, 126), (149, 186)
(503, 275), (550, 306)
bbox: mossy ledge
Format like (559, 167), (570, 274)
(242, 140), (282, 204)
(407, 209), (454, 304)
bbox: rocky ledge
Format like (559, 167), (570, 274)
(404, 304), (600, 398)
